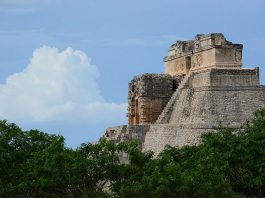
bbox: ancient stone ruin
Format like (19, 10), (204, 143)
(104, 33), (265, 155)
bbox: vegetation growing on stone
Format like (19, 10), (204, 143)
(0, 109), (265, 197)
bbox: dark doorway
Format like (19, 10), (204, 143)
(172, 80), (178, 91)
(186, 56), (191, 72)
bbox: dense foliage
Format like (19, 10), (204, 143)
(0, 109), (265, 197)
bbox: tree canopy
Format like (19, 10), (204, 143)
(0, 109), (265, 197)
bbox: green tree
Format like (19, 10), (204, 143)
(0, 121), (113, 197)
(0, 108), (265, 197)
(110, 109), (265, 198)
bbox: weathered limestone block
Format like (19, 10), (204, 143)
(104, 125), (150, 149)
(128, 74), (182, 125)
(143, 124), (213, 155)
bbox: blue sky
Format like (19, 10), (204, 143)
(0, 0), (264, 147)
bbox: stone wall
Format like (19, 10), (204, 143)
(143, 125), (212, 155)
(143, 68), (265, 155)
(128, 74), (181, 125)
(164, 56), (190, 76)
(192, 68), (259, 88)
(210, 68), (260, 86)
(104, 125), (150, 149)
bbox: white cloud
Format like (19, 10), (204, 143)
(0, 46), (127, 126)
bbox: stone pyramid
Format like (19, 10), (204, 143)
(104, 33), (265, 155)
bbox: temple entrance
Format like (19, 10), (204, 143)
(185, 56), (191, 73)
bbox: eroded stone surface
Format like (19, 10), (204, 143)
(128, 74), (182, 125)
(104, 125), (150, 149)
(164, 33), (243, 76)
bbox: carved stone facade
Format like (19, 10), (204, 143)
(103, 33), (265, 155)
(164, 33), (243, 76)
(128, 74), (182, 125)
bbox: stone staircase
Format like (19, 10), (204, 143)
(155, 72), (192, 124)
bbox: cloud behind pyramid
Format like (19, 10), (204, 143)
(0, 46), (127, 140)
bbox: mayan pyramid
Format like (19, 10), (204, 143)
(104, 33), (265, 155)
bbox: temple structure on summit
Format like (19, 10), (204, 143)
(104, 33), (265, 155)
(164, 33), (243, 75)
(128, 34), (245, 126)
